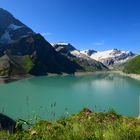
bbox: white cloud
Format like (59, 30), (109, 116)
(92, 40), (104, 46)
(41, 32), (53, 37)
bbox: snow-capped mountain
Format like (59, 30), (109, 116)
(52, 43), (135, 66)
(80, 49), (97, 56)
(0, 8), (34, 45)
(0, 8), (136, 76)
(52, 43), (76, 54)
(52, 42), (91, 58)
(52, 43), (108, 70)
(81, 49), (136, 66)
(0, 8), (87, 76)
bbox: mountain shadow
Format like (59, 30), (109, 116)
(4, 34), (83, 75)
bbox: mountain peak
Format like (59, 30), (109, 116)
(80, 48), (135, 66)
(0, 8), (11, 14)
(81, 49), (97, 56)
(52, 42), (69, 46)
(52, 42), (76, 54)
(0, 8), (34, 45)
(112, 48), (120, 52)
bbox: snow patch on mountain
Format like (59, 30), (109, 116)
(8, 24), (24, 31)
(71, 50), (82, 57)
(90, 49), (134, 61)
(0, 31), (13, 44)
(51, 42), (136, 66)
(52, 42), (78, 55)
(90, 49), (122, 60)
(0, 23), (31, 44)
(81, 49), (136, 65)
(51, 42), (69, 46)
(0, 24), (24, 44)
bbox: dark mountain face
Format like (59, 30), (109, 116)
(2, 34), (82, 75)
(53, 43), (76, 55)
(0, 8), (83, 76)
(0, 8), (34, 45)
(0, 8), (107, 77)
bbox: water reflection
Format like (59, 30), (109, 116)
(0, 72), (140, 120)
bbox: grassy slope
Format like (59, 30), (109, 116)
(9, 55), (34, 75)
(0, 109), (140, 140)
(0, 54), (34, 76)
(0, 55), (10, 76)
(123, 55), (140, 74)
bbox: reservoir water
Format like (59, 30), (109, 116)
(0, 72), (140, 120)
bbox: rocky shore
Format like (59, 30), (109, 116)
(0, 74), (32, 84)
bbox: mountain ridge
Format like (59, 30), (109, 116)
(0, 8), (34, 45)
(52, 43), (108, 71)
(80, 48), (136, 66)
(0, 8), (108, 77)
(0, 8), (137, 78)
(52, 42), (136, 66)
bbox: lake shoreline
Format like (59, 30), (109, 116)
(73, 71), (140, 81)
(75, 71), (140, 81)
(0, 70), (140, 84)
(0, 74), (33, 84)
(0, 71), (139, 120)
(0, 71), (104, 84)
(109, 71), (140, 81)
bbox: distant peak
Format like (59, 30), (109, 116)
(0, 8), (34, 45)
(0, 8), (13, 15)
(81, 49), (97, 52)
(0, 8), (6, 11)
(52, 42), (69, 46)
(86, 49), (96, 52)
(112, 48), (118, 51)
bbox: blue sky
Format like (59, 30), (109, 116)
(0, 0), (140, 53)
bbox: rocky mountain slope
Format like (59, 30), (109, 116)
(0, 8), (108, 77)
(0, 8), (34, 45)
(81, 49), (136, 66)
(52, 42), (135, 69)
(0, 9), (84, 76)
(52, 43), (108, 71)
(0, 34), (83, 76)
(0, 8), (136, 77)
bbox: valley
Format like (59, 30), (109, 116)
(0, 8), (138, 82)
(0, 4), (140, 140)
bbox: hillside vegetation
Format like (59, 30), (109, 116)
(0, 109), (140, 140)
(123, 55), (140, 74)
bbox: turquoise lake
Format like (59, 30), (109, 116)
(0, 72), (140, 121)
